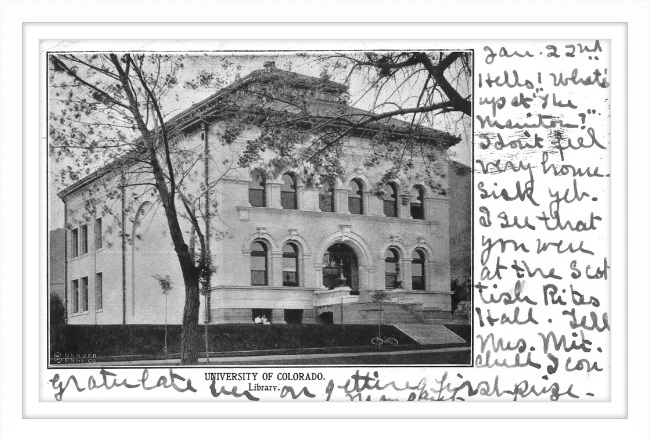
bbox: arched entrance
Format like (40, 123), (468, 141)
(318, 311), (334, 324)
(322, 243), (359, 295)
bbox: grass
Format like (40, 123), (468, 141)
(50, 323), (417, 358)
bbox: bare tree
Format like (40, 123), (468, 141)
(236, 51), (471, 194)
(50, 51), (471, 364)
(49, 53), (226, 364)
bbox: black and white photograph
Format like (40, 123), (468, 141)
(48, 50), (473, 367)
(4, 3), (646, 436)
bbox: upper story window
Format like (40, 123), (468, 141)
(385, 248), (400, 289)
(319, 182), (335, 212)
(410, 186), (425, 219)
(80, 225), (88, 255)
(412, 250), (425, 290)
(383, 183), (398, 217)
(282, 242), (299, 287)
(95, 272), (103, 310)
(94, 218), (103, 250)
(71, 279), (79, 314)
(80, 276), (89, 312)
(71, 228), (79, 258)
(280, 173), (297, 209)
(249, 177), (266, 207)
(348, 179), (364, 215)
(250, 241), (268, 286)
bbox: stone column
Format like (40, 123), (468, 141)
(363, 190), (371, 215)
(313, 263), (326, 289)
(400, 194), (412, 219)
(272, 308), (286, 324)
(270, 251), (283, 287)
(367, 266), (377, 291)
(335, 189), (350, 214)
(296, 184), (305, 210)
(402, 257), (413, 290)
(266, 182), (282, 209)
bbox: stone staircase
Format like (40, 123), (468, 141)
(394, 324), (467, 345)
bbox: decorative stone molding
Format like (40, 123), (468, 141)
(237, 206), (252, 221)
(339, 224), (352, 242)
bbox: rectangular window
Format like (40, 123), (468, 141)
(71, 279), (79, 314)
(95, 272), (103, 310)
(412, 261), (424, 290)
(80, 225), (88, 255)
(385, 261), (397, 289)
(251, 255), (267, 286)
(249, 188), (265, 207)
(282, 271), (298, 286)
(281, 191), (296, 209)
(94, 218), (103, 250)
(252, 308), (272, 323)
(282, 256), (298, 287)
(319, 193), (334, 212)
(410, 203), (424, 220)
(383, 200), (397, 217)
(385, 274), (398, 289)
(81, 277), (89, 312)
(348, 197), (362, 215)
(71, 228), (79, 258)
(284, 309), (303, 324)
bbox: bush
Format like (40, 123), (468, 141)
(452, 301), (471, 321)
(50, 324), (418, 358)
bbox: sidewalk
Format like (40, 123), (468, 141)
(99, 346), (471, 366)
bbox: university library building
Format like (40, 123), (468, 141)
(57, 63), (467, 328)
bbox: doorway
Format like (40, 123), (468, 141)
(322, 243), (359, 295)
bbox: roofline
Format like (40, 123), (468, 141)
(57, 69), (461, 200)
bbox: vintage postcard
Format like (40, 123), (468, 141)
(43, 39), (610, 403)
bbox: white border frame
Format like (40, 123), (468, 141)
(1, 2), (648, 440)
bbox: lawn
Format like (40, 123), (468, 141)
(50, 323), (418, 359)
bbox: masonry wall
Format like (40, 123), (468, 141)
(63, 120), (455, 325)
(448, 160), (472, 282)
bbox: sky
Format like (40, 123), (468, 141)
(49, 52), (472, 230)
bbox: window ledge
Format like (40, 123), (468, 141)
(235, 206), (437, 225)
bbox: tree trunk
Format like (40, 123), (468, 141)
(180, 271), (201, 365)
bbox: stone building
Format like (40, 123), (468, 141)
(57, 63), (463, 326)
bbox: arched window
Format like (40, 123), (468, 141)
(410, 186), (425, 219)
(280, 173), (297, 209)
(383, 183), (398, 217)
(249, 176), (266, 207)
(282, 242), (299, 287)
(319, 182), (335, 212)
(412, 250), (425, 290)
(348, 179), (364, 215)
(250, 241), (268, 286)
(385, 248), (401, 289)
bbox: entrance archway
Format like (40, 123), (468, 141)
(322, 243), (359, 295)
(318, 311), (334, 325)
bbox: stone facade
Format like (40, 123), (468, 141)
(57, 67), (460, 326)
